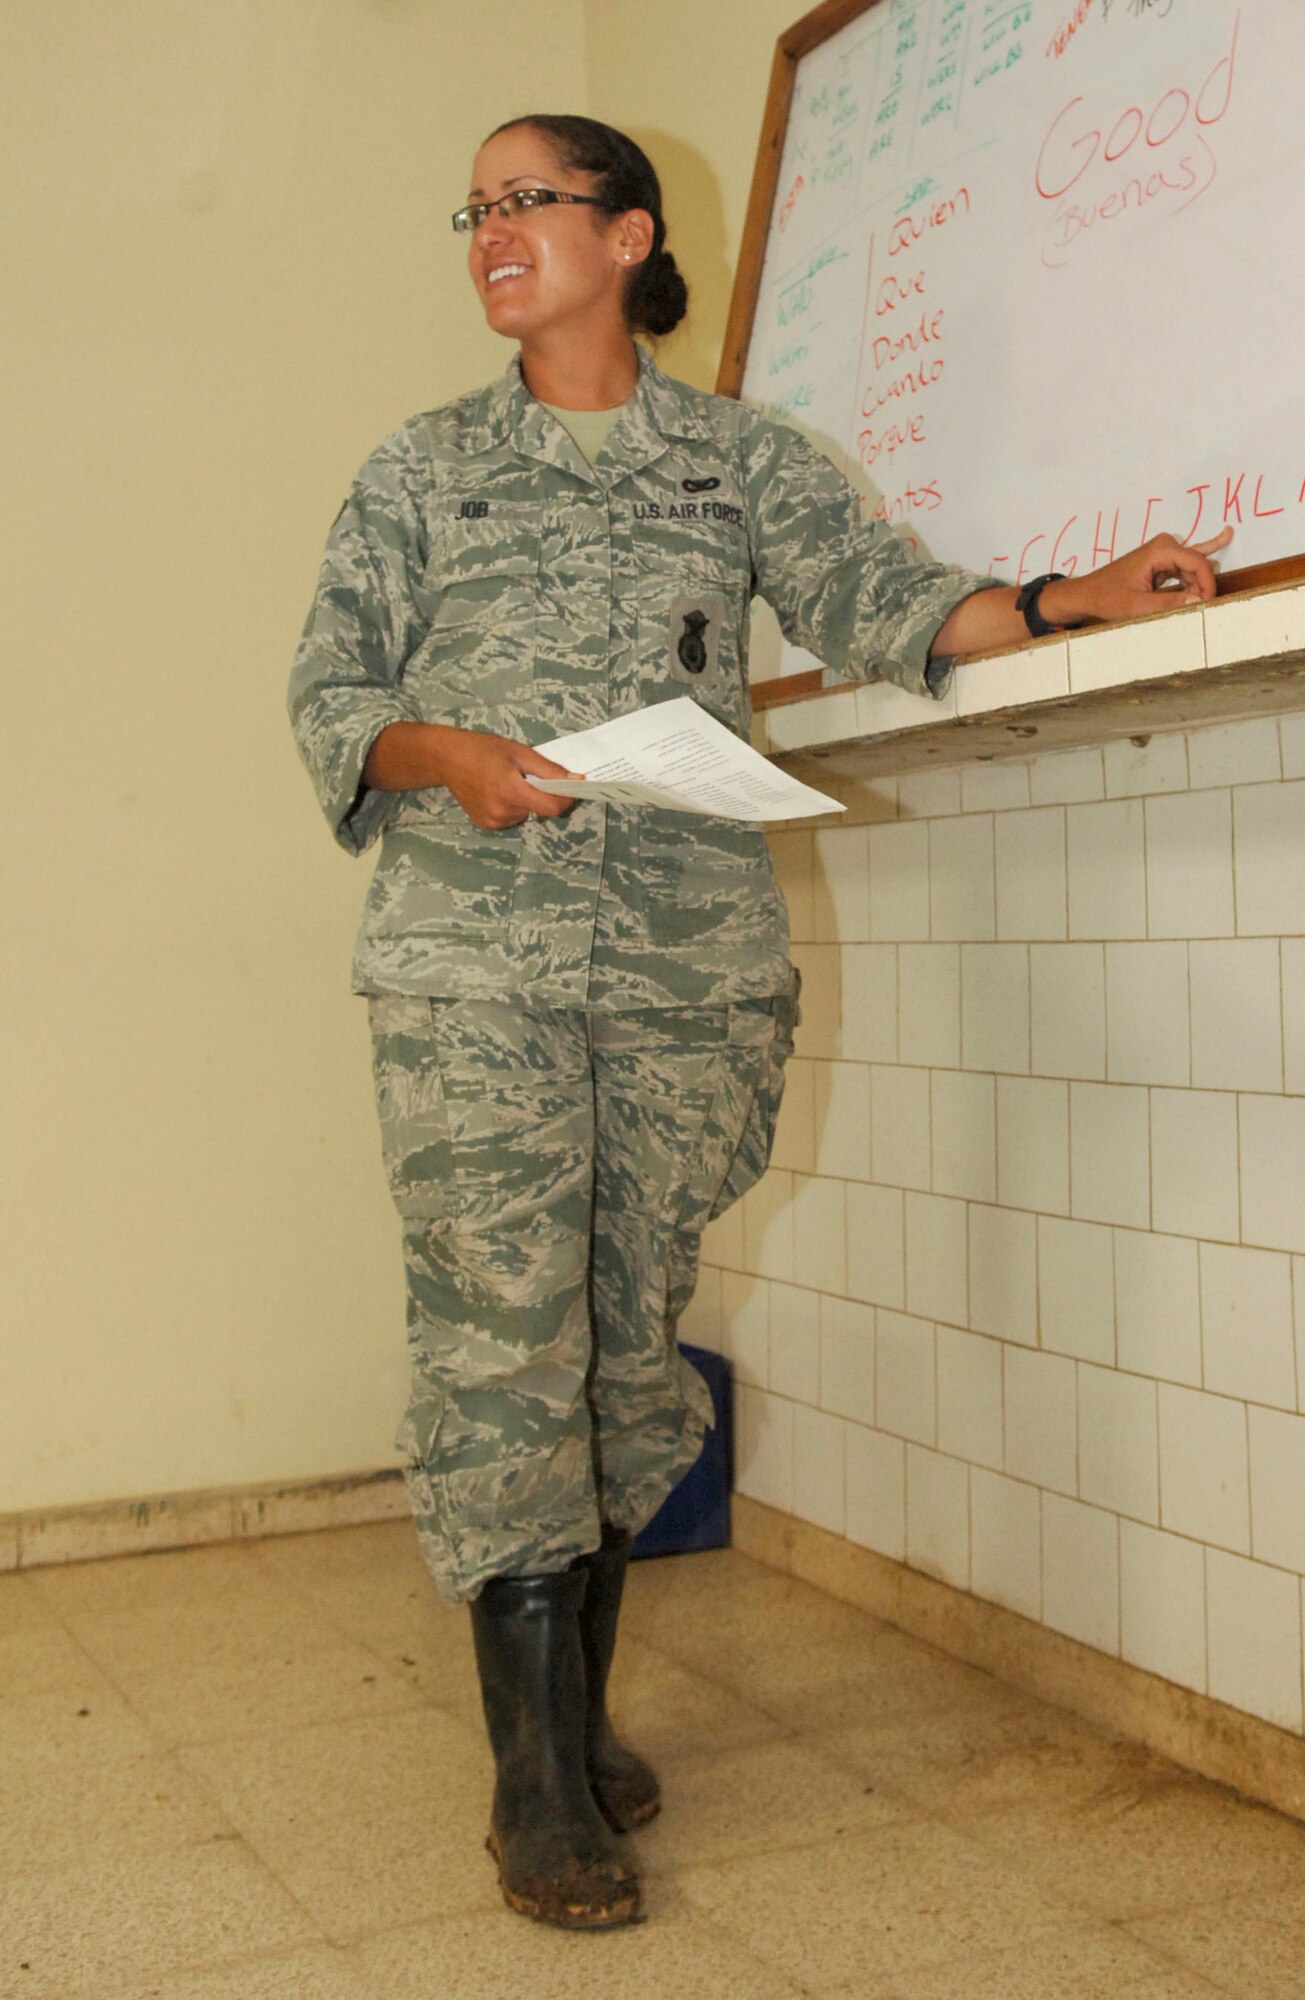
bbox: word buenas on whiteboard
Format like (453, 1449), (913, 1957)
(1035, 16), (1239, 267)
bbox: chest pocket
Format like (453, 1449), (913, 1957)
(635, 556), (749, 736)
(417, 499), (542, 703)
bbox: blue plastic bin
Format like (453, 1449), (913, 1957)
(631, 1342), (733, 1560)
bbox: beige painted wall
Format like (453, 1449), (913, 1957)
(5, 0), (801, 1516)
(4, 0), (590, 1511)
(584, 0), (796, 395)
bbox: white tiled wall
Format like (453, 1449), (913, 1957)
(696, 714), (1305, 1738)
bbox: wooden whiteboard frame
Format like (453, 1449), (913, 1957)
(719, 0), (1305, 707)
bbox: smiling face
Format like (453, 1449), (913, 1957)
(465, 125), (649, 347)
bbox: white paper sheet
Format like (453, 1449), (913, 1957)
(526, 698), (843, 822)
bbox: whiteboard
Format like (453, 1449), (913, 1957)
(738, 1), (1305, 676)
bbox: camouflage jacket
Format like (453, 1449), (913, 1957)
(288, 348), (998, 1006)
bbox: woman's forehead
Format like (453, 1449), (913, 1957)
(468, 128), (586, 198)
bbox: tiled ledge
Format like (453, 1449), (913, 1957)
(734, 1494), (1305, 1829)
(0, 1468), (409, 1572)
(752, 582), (1305, 783)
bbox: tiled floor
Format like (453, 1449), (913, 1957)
(3, 1527), (1304, 1999)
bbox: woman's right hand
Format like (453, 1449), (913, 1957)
(361, 721), (576, 828)
(432, 728), (578, 829)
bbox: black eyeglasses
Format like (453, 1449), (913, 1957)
(451, 188), (611, 233)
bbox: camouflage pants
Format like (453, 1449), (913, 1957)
(367, 981), (797, 1602)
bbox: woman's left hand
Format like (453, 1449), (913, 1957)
(1041, 525), (1234, 628)
(930, 524), (1236, 660)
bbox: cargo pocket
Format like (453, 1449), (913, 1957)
(415, 498), (542, 705)
(366, 994), (457, 1220)
(708, 965), (802, 1220)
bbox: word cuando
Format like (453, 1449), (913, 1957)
(861, 355), (945, 422)
(860, 298), (947, 445)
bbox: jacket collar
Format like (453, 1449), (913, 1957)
(462, 344), (711, 483)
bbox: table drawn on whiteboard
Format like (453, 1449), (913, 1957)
(736, 0), (1303, 678)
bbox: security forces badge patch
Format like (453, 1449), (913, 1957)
(678, 610), (709, 673)
(670, 591), (724, 684)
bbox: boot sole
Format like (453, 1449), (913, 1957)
(486, 1825), (643, 1930)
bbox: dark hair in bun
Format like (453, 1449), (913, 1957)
(487, 114), (688, 338)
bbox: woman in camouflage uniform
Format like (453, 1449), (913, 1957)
(289, 114), (1227, 1931)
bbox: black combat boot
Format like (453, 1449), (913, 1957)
(469, 1567), (642, 1929)
(574, 1524), (662, 1832)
